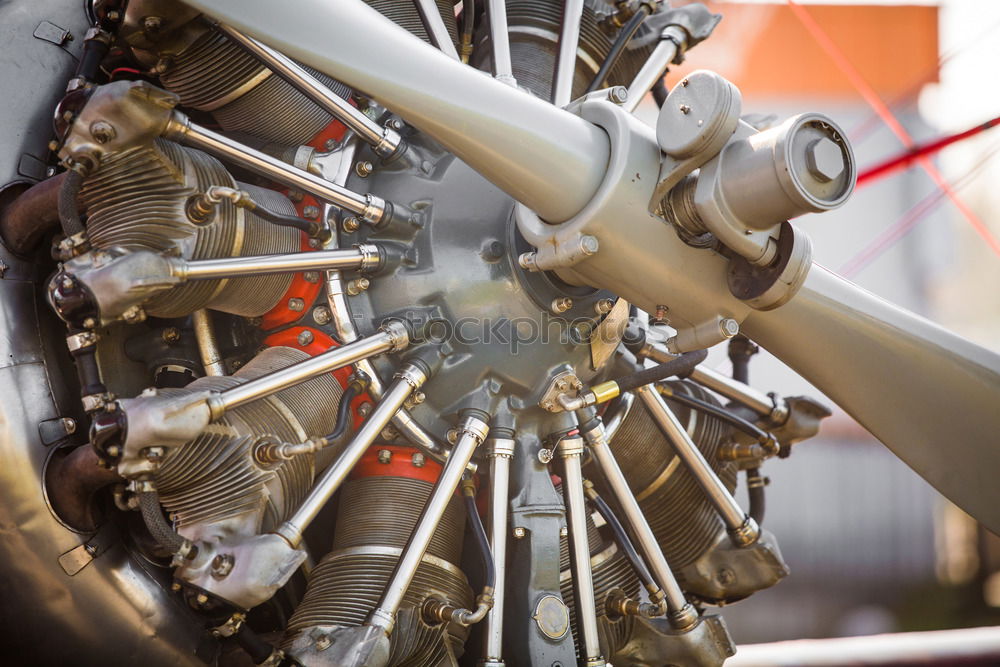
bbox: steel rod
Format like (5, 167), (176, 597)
(483, 435), (514, 664)
(213, 321), (408, 414)
(277, 361), (428, 547)
(623, 27), (684, 112)
(215, 23), (402, 157)
(177, 246), (378, 281)
(369, 412), (490, 632)
(557, 434), (605, 666)
(413, 0), (461, 60)
(688, 366), (775, 417)
(487, 0), (516, 86)
(580, 417), (698, 630)
(192, 309), (225, 377)
(635, 384), (760, 547)
(164, 114), (389, 224)
(552, 0), (584, 107)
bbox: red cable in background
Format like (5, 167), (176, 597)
(786, 0), (1000, 261)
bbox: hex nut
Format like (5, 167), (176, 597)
(805, 137), (845, 183)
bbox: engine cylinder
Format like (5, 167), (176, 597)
(79, 139), (301, 317)
(154, 346), (343, 535)
(284, 445), (473, 666)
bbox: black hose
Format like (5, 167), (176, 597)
(652, 76), (669, 107)
(324, 383), (361, 443)
(585, 6), (652, 94)
(234, 625), (281, 665)
(747, 468), (766, 524)
(663, 387), (772, 445)
(58, 169), (85, 237)
(587, 487), (657, 592)
(613, 349), (707, 394)
(461, 0), (476, 57)
(138, 490), (190, 556)
(463, 487), (495, 590)
(249, 201), (323, 238)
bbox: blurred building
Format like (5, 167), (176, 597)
(636, 0), (1000, 644)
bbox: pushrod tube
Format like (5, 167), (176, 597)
(552, 0), (584, 107)
(688, 366), (775, 417)
(176, 245), (379, 281)
(369, 411), (490, 633)
(212, 321), (409, 415)
(487, 0), (516, 86)
(580, 417), (698, 630)
(277, 361), (430, 547)
(483, 434), (514, 664)
(413, 0), (461, 60)
(636, 384), (760, 547)
(192, 309), (225, 377)
(214, 23), (403, 158)
(622, 27), (685, 112)
(164, 114), (390, 224)
(557, 434), (605, 667)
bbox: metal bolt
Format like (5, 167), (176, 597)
(143, 16), (162, 32)
(297, 330), (314, 346)
(679, 104), (692, 115)
(551, 297), (573, 314)
(579, 235), (599, 256)
(388, 118), (404, 130)
(518, 251), (538, 271)
(377, 449), (392, 464)
(162, 327), (181, 344)
(171, 582), (182, 592)
(381, 424), (398, 440)
(355, 161), (374, 178)
(681, 78), (690, 87)
(287, 297), (305, 312)
(211, 554), (235, 579)
(312, 306), (332, 325)
(144, 446), (165, 463)
(106, 9), (121, 21)
(302, 205), (320, 220)
(446, 429), (459, 445)
(195, 593), (209, 606)
(411, 391), (425, 405)
(303, 271), (320, 284)
(342, 216), (360, 232)
(717, 567), (736, 585)
(513, 527), (527, 539)
(559, 526), (568, 537)
(607, 86), (628, 105)
(594, 298), (615, 315)
(537, 448), (553, 464)
(315, 636), (332, 651)
(654, 305), (669, 323)
(346, 278), (370, 296)
(61, 417), (76, 435)
(805, 137), (845, 183)
(308, 238), (321, 249)
(719, 318), (740, 339)
(357, 401), (373, 417)
(323, 138), (338, 151)
(89, 121), (116, 144)
(411, 452), (426, 467)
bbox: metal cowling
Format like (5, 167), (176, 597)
(284, 454), (473, 666)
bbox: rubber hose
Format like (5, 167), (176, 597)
(138, 490), (188, 556)
(588, 489), (657, 592)
(664, 388), (772, 444)
(58, 169), (85, 237)
(585, 6), (652, 94)
(747, 468), (765, 525)
(324, 383), (360, 443)
(614, 349), (708, 394)
(234, 625), (280, 665)
(463, 489), (495, 590)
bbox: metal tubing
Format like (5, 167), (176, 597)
(177, 246), (377, 281)
(557, 435), (605, 666)
(581, 419), (697, 630)
(552, 0), (584, 107)
(192, 310), (225, 377)
(184, 0), (609, 223)
(413, 0), (461, 60)
(487, 0), (516, 86)
(164, 114), (388, 223)
(688, 366), (775, 417)
(214, 23), (402, 157)
(369, 413), (490, 633)
(623, 27), (684, 112)
(213, 322), (408, 414)
(277, 362), (428, 546)
(636, 385), (759, 547)
(483, 436), (514, 663)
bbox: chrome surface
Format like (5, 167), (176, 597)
(192, 309), (226, 376)
(557, 434), (605, 665)
(369, 414), (489, 631)
(636, 385), (755, 541)
(484, 436), (514, 663)
(623, 27), (683, 113)
(688, 365), (776, 417)
(277, 362), (428, 546)
(552, 0), (584, 107)
(178, 246), (376, 280)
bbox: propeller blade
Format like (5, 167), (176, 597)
(742, 265), (1000, 534)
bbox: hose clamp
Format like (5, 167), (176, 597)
(362, 193), (386, 224)
(394, 361), (428, 390)
(487, 437), (516, 458)
(457, 416), (490, 445)
(356, 243), (383, 273)
(374, 127), (402, 158)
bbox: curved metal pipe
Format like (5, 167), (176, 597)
(0, 173), (64, 253)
